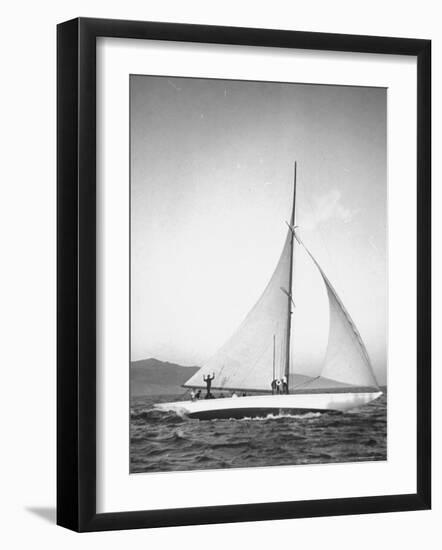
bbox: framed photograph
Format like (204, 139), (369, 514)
(57, 17), (431, 532)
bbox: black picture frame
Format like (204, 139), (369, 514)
(57, 17), (431, 532)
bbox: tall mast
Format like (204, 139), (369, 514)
(285, 161), (297, 393)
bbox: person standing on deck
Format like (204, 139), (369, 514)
(203, 373), (215, 397)
(282, 375), (288, 394)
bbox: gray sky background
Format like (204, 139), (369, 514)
(130, 75), (387, 384)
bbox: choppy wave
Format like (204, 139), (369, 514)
(130, 392), (387, 473)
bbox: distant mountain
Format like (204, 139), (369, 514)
(130, 358), (200, 396)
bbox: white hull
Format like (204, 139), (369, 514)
(155, 391), (383, 420)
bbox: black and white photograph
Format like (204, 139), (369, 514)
(130, 75), (387, 473)
(0, 0), (434, 544)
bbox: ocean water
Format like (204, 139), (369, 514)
(130, 391), (387, 473)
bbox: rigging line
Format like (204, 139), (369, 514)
(301, 185), (346, 322)
(299, 183), (340, 312)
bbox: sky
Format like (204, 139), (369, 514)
(130, 75), (387, 384)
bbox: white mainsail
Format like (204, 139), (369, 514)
(184, 232), (292, 392)
(184, 171), (379, 394)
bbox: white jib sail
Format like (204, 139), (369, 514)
(297, 234), (379, 389)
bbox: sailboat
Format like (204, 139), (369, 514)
(156, 163), (383, 420)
